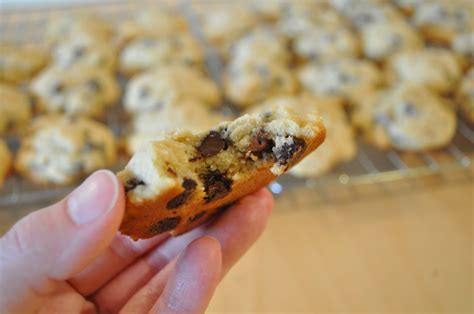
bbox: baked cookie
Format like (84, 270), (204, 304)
(352, 83), (456, 151)
(126, 101), (229, 154)
(387, 48), (462, 94)
(456, 67), (474, 123)
(0, 44), (48, 84)
(0, 84), (32, 135)
(412, 0), (474, 45)
(52, 34), (117, 71)
(361, 20), (423, 61)
(117, 9), (188, 45)
(15, 114), (117, 186)
(31, 65), (119, 118)
(294, 25), (360, 62)
(46, 13), (112, 44)
(228, 28), (291, 65)
(253, 0), (320, 20)
(224, 59), (298, 108)
(452, 31), (474, 61)
(0, 139), (12, 187)
(117, 106), (326, 239)
(298, 59), (383, 104)
(119, 34), (204, 76)
(249, 94), (356, 177)
(198, 4), (257, 52)
(124, 66), (220, 113)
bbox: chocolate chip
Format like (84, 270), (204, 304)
(52, 82), (64, 94)
(81, 141), (105, 153)
(153, 101), (164, 110)
(339, 72), (354, 84)
(247, 130), (275, 159)
(166, 178), (197, 209)
(201, 170), (233, 202)
(139, 87), (150, 99)
(188, 211), (206, 223)
(149, 216), (182, 234)
(86, 79), (101, 92)
(402, 102), (418, 116)
(276, 137), (306, 165)
(167, 167), (177, 176)
(124, 178), (145, 192)
(198, 131), (227, 157)
(72, 46), (86, 59)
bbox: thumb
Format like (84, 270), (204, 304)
(0, 170), (124, 311)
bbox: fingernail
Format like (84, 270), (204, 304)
(67, 170), (118, 225)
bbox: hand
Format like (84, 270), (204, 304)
(0, 170), (274, 313)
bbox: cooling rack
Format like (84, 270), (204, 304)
(0, 0), (473, 209)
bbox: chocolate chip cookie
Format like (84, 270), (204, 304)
(124, 65), (221, 113)
(249, 94), (356, 177)
(456, 67), (474, 123)
(387, 48), (463, 94)
(0, 83), (32, 135)
(0, 139), (12, 187)
(118, 106), (325, 239)
(15, 114), (117, 186)
(119, 33), (204, 76)
(298, 58), (383, 104)
(0, 44), (48, 84)
(352, 83), (456, 151)
(31, 65), (119, 118)
(224, 59), (298, 108)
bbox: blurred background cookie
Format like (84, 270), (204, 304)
(0, 44), (48, 84)
(0, 84), (32, 135)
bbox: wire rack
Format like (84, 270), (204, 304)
(1, 0), (473, 209)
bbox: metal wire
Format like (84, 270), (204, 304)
(0, 0), (473, 208)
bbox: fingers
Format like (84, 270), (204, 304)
(93, 188), (273, 312)
(68, 232), (169, 296)
(0, 170), (124, 312)
(122, 237), (222, 314)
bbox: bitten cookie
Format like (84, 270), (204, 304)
(387, 48), (462, 94)
(0, 83), (32, 135)
(15, 114), (117, 186)
(412, 0), (473, 45)
(352, 83), (456, 151)
(224, 59), (298, 108)
(31, 65), (119, 118)
(249, 94), (356, 177)
(298, 58), (383, 104)
(119, 34), (204, 76)
(0, 44), (48, 84)
(118, 106), (325, 239)
(124, 66), (220, 113)
(0, 139), (12, 187)
(126, 101), (229, 154)
(456, 67), (474, 123)
(52, 34), (117, 71)
(294, 25), (360, 62)
(117, 9), (188, 45)
(360, 20), (423, 62)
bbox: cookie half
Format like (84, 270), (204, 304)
(118, 106), (325, 239)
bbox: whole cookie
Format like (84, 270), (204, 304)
(127, 101), (229, 154)
(228, 28), (291, 65)
(119, 34), (204, 76)
(224, 59), (298, 108)
(46, 13), (112, 44)
(387, 48), (462, 94)
(456, 67), (474, 123)
(124, 66), (221, 113)
(0, 139), (12, 187)
(117, 9), (188, 45)
(361, 20), (423, 61)
(52, 34), (117, 71)
(118, 106), (325, 239)
(352, 83), (456, 151)
(15, 114), (117, 186)
(298, 58), (383, 104)
(0, 83), (32, 135)
(412, 0), (474, 45)
(0, 44), (48, 84)
(31, 65), (119, 118)
(294, 25), (360, 62)
(249, 94), (356, 177)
